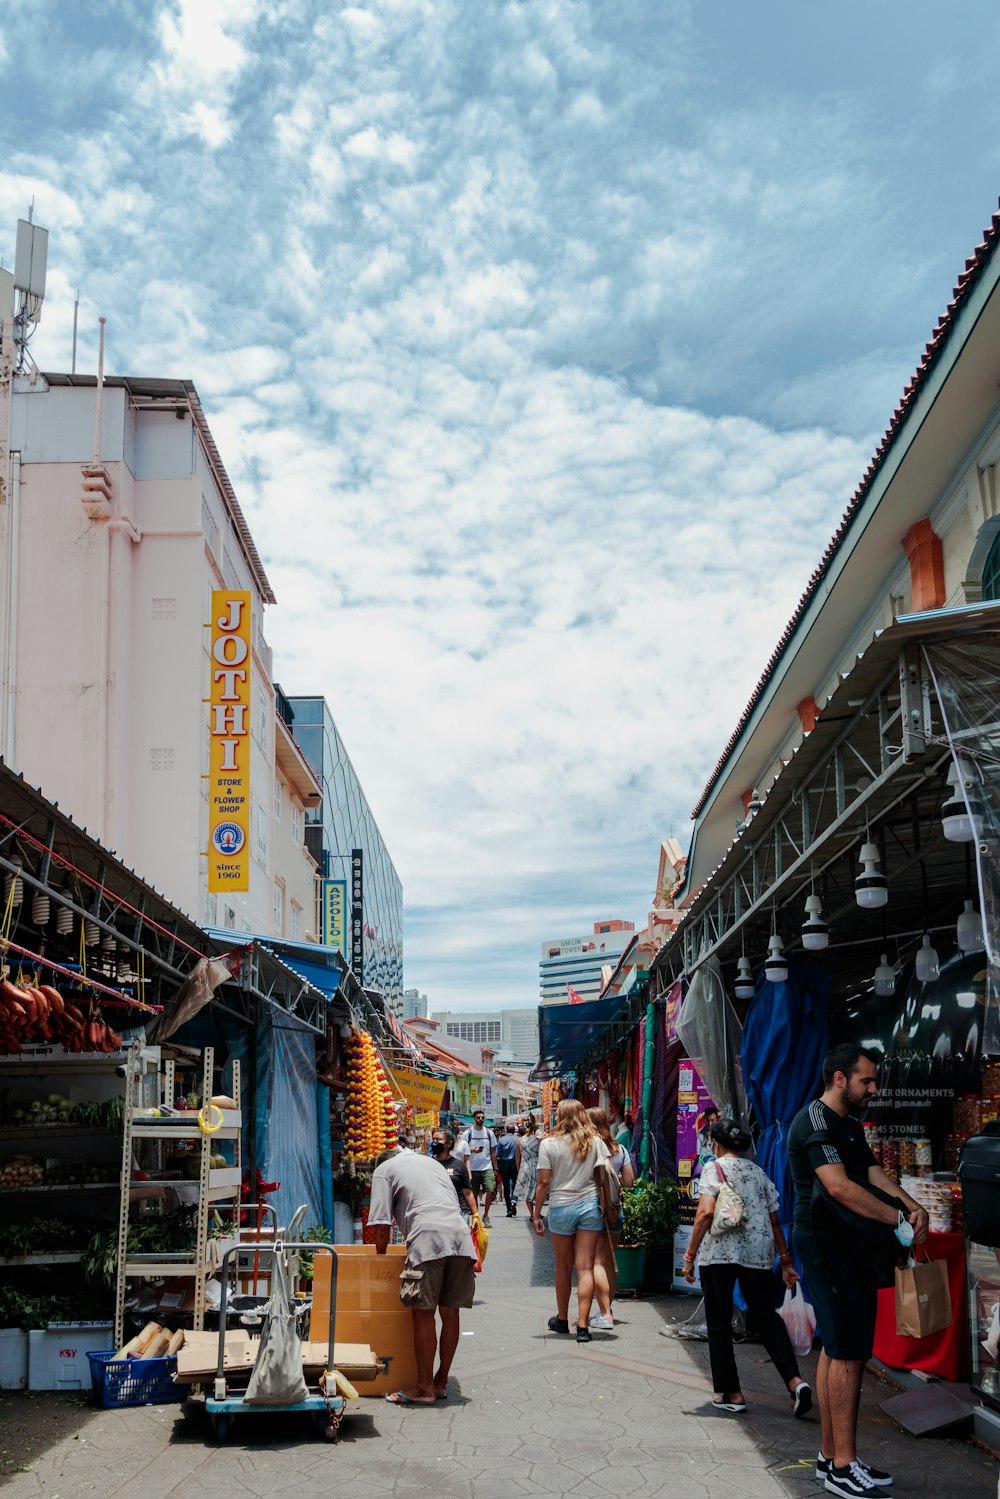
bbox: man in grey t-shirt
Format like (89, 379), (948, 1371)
(369, 1148), (477, 1407)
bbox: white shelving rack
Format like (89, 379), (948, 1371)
(113, 1046), (241, 1348)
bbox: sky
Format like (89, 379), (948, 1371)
(3, 0), (1000, 1012)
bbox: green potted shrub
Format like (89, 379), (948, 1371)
(616, 1179), (680, 1292)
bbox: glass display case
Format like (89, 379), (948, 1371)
(968, 1236), (1000, 1409)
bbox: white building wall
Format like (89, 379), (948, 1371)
(7, 378), (278, 932)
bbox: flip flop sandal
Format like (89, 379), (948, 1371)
(384, 1391), (436, 1407)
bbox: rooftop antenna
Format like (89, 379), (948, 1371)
(12, 213), (48, 373)
(71, 289), (79, 374)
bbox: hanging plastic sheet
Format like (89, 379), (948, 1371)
(675, 957), (748, 1126)
(741, 964), (831, 1237)
(259, 1022), (322, 1232)
(924, 639), (1000, 1050)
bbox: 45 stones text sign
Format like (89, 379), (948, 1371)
(207, 591), (252, 892)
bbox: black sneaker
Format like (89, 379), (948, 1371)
(816, 1456), (892, 1489)
(576, 1325), (591, 1343)
(792, 1382), (812, 1419)
(824, 1463), (880, 1499)
(547, 1315), (570, 1334)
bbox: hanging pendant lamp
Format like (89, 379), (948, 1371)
(914, 933), (940, 984)
(734, 955), (756, 1000)
(873, 953), (896, 998)
(764, 932), (788, 984)
(941, 758), (985, 843)
(801, 893), (829, 952)
(855, 841), (887, 909)
(956, 899), (984, 954)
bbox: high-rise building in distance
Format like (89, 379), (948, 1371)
(539, 919), (635, 1005)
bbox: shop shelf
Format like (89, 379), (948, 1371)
(123, 1259), (199, 1278)
(0, 1124), (113, 1139)
(0, 1251), (84, 1266)
(0, 1181), (119, 1194)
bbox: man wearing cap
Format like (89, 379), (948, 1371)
(369, 1146), (478, 1407)
(466, 1110), (499, 1227)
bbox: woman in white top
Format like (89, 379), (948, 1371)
(532, 1099), (609, 1343)
(587, 1107), (634, 1328)
(683, 1117), (810, 1415)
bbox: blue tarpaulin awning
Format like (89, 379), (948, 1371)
(531, 993), (632, 1081)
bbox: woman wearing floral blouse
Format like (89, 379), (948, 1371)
(683, 1117), (811, 1416)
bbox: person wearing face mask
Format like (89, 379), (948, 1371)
(431, 1127), (477, 1218)
(787, 1044), (929, 1499)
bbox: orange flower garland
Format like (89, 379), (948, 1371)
(344, 1029), (399, 1160)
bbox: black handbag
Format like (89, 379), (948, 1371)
(806, 1129), (906, 1289)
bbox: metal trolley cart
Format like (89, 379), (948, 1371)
(205, 1242), (346, 1442)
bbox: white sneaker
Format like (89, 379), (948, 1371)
(590, 1313), (614, 1330)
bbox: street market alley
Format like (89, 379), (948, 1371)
(0, 1215), (994, 1499)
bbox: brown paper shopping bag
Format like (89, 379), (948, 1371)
(895, 1253), (952, 1339)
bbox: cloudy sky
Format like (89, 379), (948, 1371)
(3, 1), (1000, 1012)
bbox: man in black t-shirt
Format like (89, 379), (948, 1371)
(787, 1044), (928, 1499)
(430, 1127), (477, 1218)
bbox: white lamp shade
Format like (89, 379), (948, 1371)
(873, 953), (896, 998)
(734, 955), (756, 999)
(764, 933), (788, 983)
(856, 840), (888, 909)
(957, 899), (984, 954)
(801, 893), (829, 951)
(914, 934), (940, 983)
(942, 758), (985, 843)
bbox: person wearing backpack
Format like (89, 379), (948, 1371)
(465, 1110), (499, 1227)
(682, 1117), (810, 1417)
(587, 1107), (634, 1328)
(787, 1045), (928, 1499)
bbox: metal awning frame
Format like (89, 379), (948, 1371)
(652, 635), (964, 995)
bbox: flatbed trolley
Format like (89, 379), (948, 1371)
(205, 1242), (346, 1442)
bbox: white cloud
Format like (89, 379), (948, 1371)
(1, 0), (995, 1009)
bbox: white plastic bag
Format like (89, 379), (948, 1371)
(778, 1284), (817, 1357)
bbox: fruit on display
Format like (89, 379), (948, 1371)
(343, 1030), (399, 1161)
(0, 1156), (44, 1189)
(0, 979), (123, 1055)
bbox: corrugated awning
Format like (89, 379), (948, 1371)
(530, 994), (632, 1081)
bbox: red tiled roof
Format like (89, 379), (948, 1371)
(690, 200), (1000, 820)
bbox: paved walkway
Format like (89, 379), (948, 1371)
(0, 1212), (995, 1497)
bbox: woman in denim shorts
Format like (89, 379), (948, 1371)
(532, 1099), (610, 1343)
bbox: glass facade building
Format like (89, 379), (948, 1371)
(286, 695), (404, 1010)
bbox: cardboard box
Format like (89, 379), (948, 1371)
(174, 1329), (255, 1380)
(309, 1246), (417, 1396)
(173, 1329), (377, 1382)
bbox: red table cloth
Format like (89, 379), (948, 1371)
(873, 1229), (968, 1381)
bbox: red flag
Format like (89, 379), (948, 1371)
(567, 983), (585, 1004)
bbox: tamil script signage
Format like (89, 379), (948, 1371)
(322, 879), (347, 953)
(390, 1067), (447, 1114)
(207, 591), (252, 893)
(350, 847), (364, 977)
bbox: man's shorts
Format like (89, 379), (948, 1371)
(471, 1169), (496, 1194)
(399, 1254), (476, 1311)
(547, 1193), (604, 1235)
(793, 1226), (877, 1361)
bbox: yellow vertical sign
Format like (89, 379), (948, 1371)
(207, 591), (252, 892)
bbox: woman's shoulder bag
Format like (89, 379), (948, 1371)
(709, 1160), (748, 1237)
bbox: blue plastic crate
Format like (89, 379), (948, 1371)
(87, 1350), (188, 1408)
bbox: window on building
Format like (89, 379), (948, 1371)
(274, 778), (282, 821)
(256, 805), (268, 864)
(273, 882), (283, 934)
(291, 901), (302, 940)
(984, 532), (1000, 602)
(255, 686), (269, 746)
(291, 802), (301, 844)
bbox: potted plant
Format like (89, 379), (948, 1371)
(616, 1179), (680, 1293)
